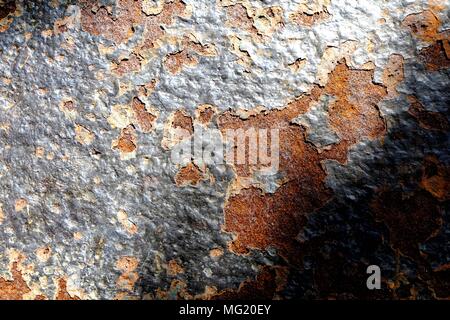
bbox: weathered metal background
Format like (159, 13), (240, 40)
(0, 0), (448, 299)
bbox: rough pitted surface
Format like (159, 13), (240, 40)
(0, 0), (448, 299)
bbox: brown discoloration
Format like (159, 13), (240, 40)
(196, 105), (216, 125)
(80, 0), (143, 44)
(213, 266), (288, 300)
(371, 189), (442, 259)
(0, 262), (31, 300)
(35, 247), (51, 263)
(56, 278), (80, 300)
(420, 156), (450, 201)
(138, 79), (158, 97)
(290, 11), (330, 27)
(419, 40), (450, 71)
(209, 248), (224, 259)
(113, 54), (141, 76)
(163, 37), (217, 74)
(117, 209), (138, 235)
(167, 259), (184, 276)
(383, 54), (404, 97)
(113, 125), (137, 153)
(224, 4), (259, 38)
(0, 203), (4, 224)
(139, 0), (187, 51)
(116, 256), (139, 291)
(408, 95), (449, 132)
(218, 61), (387, 263)
(172, 110), (194, 135)
(131, 97), (157, 133)
(175, 162), (205, 187)
(164, 50), (198, 75)
(117, 256), (139, 273)
(0, 0), (15, 20)
(15, 198), (28, 212)
(402, 10), (442, 42)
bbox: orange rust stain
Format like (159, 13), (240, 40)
(212, 266), (288, 300)
(164, 50), (198, 75)
(383, 54), (405, 97)
(56, 278), (80, 300)
(14, 198), (28, 212)
(370, 188), (442, 259)
(0, 262), (31, 300)
(80, 0), (143, 44)
(139, 0), (187, 51)
(402, 10), (442, 42)
(114, 125), (137, 153)
(196, 105), (215, 125)
(138, 79), (158, 97)
(174, 162), (205, 187)
(113, 54), (141, 76)
(225, 4), (259, 38)
(172, 110), (194, 135)
(167, 259), (184, 276)
(209, 248), (224, 259)
(116, 256), (139, 292)
(408, 95), (449, 132)
(131, 97), (157, 133)
(290, 11), (330, 27)
(420, 155), (450, 201)
(218, 61), (387, 264)
(163, 37), (216, 75)
(419, 40), (450, 71)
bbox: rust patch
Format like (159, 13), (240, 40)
(113, 125), (137, 154)
(0, 262), (31, 300)
(80, 0), (143, 44)
(196, 104), (216, 125)
(408, 95), (449, 132)
(212, 266), (288, 300)
(14, 198), (28, 212)
(172, 110), (194, 135)
(167, 259), (184, 276)
(290, 11), (330, 27)
(56, 278), (80, 300)
(131, 97), (157, 133)
(218, 61), (387, 264)
(174, 162), (205, 187)
(420, 155), (450, 201)
(402, 10), (442, 42)
(163, 37), (217, 75)
(164, 50), (198, 75)
(419, 40), (450, 71)
(224, 4), (259, 39)
(112, 54), (142, 76)
(371, 188), (442, 259)
(382, 54), (405, 97)
(116, 256), (139, 291)
(0, 1), (15, 21)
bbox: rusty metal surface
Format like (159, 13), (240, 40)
(0, 0), (449, 299)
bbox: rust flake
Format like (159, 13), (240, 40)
(218, 61), (388, 264)
(0, 262), (31, 300)
(419, 40), (450, 71)
(56, 278), (80, 300)
(370, 188), (442, 259)
(174, 162), (206, 187)
(113, 125), (137, 154)
(408, 95), (449, 132)
(131, 97), (157, 133)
